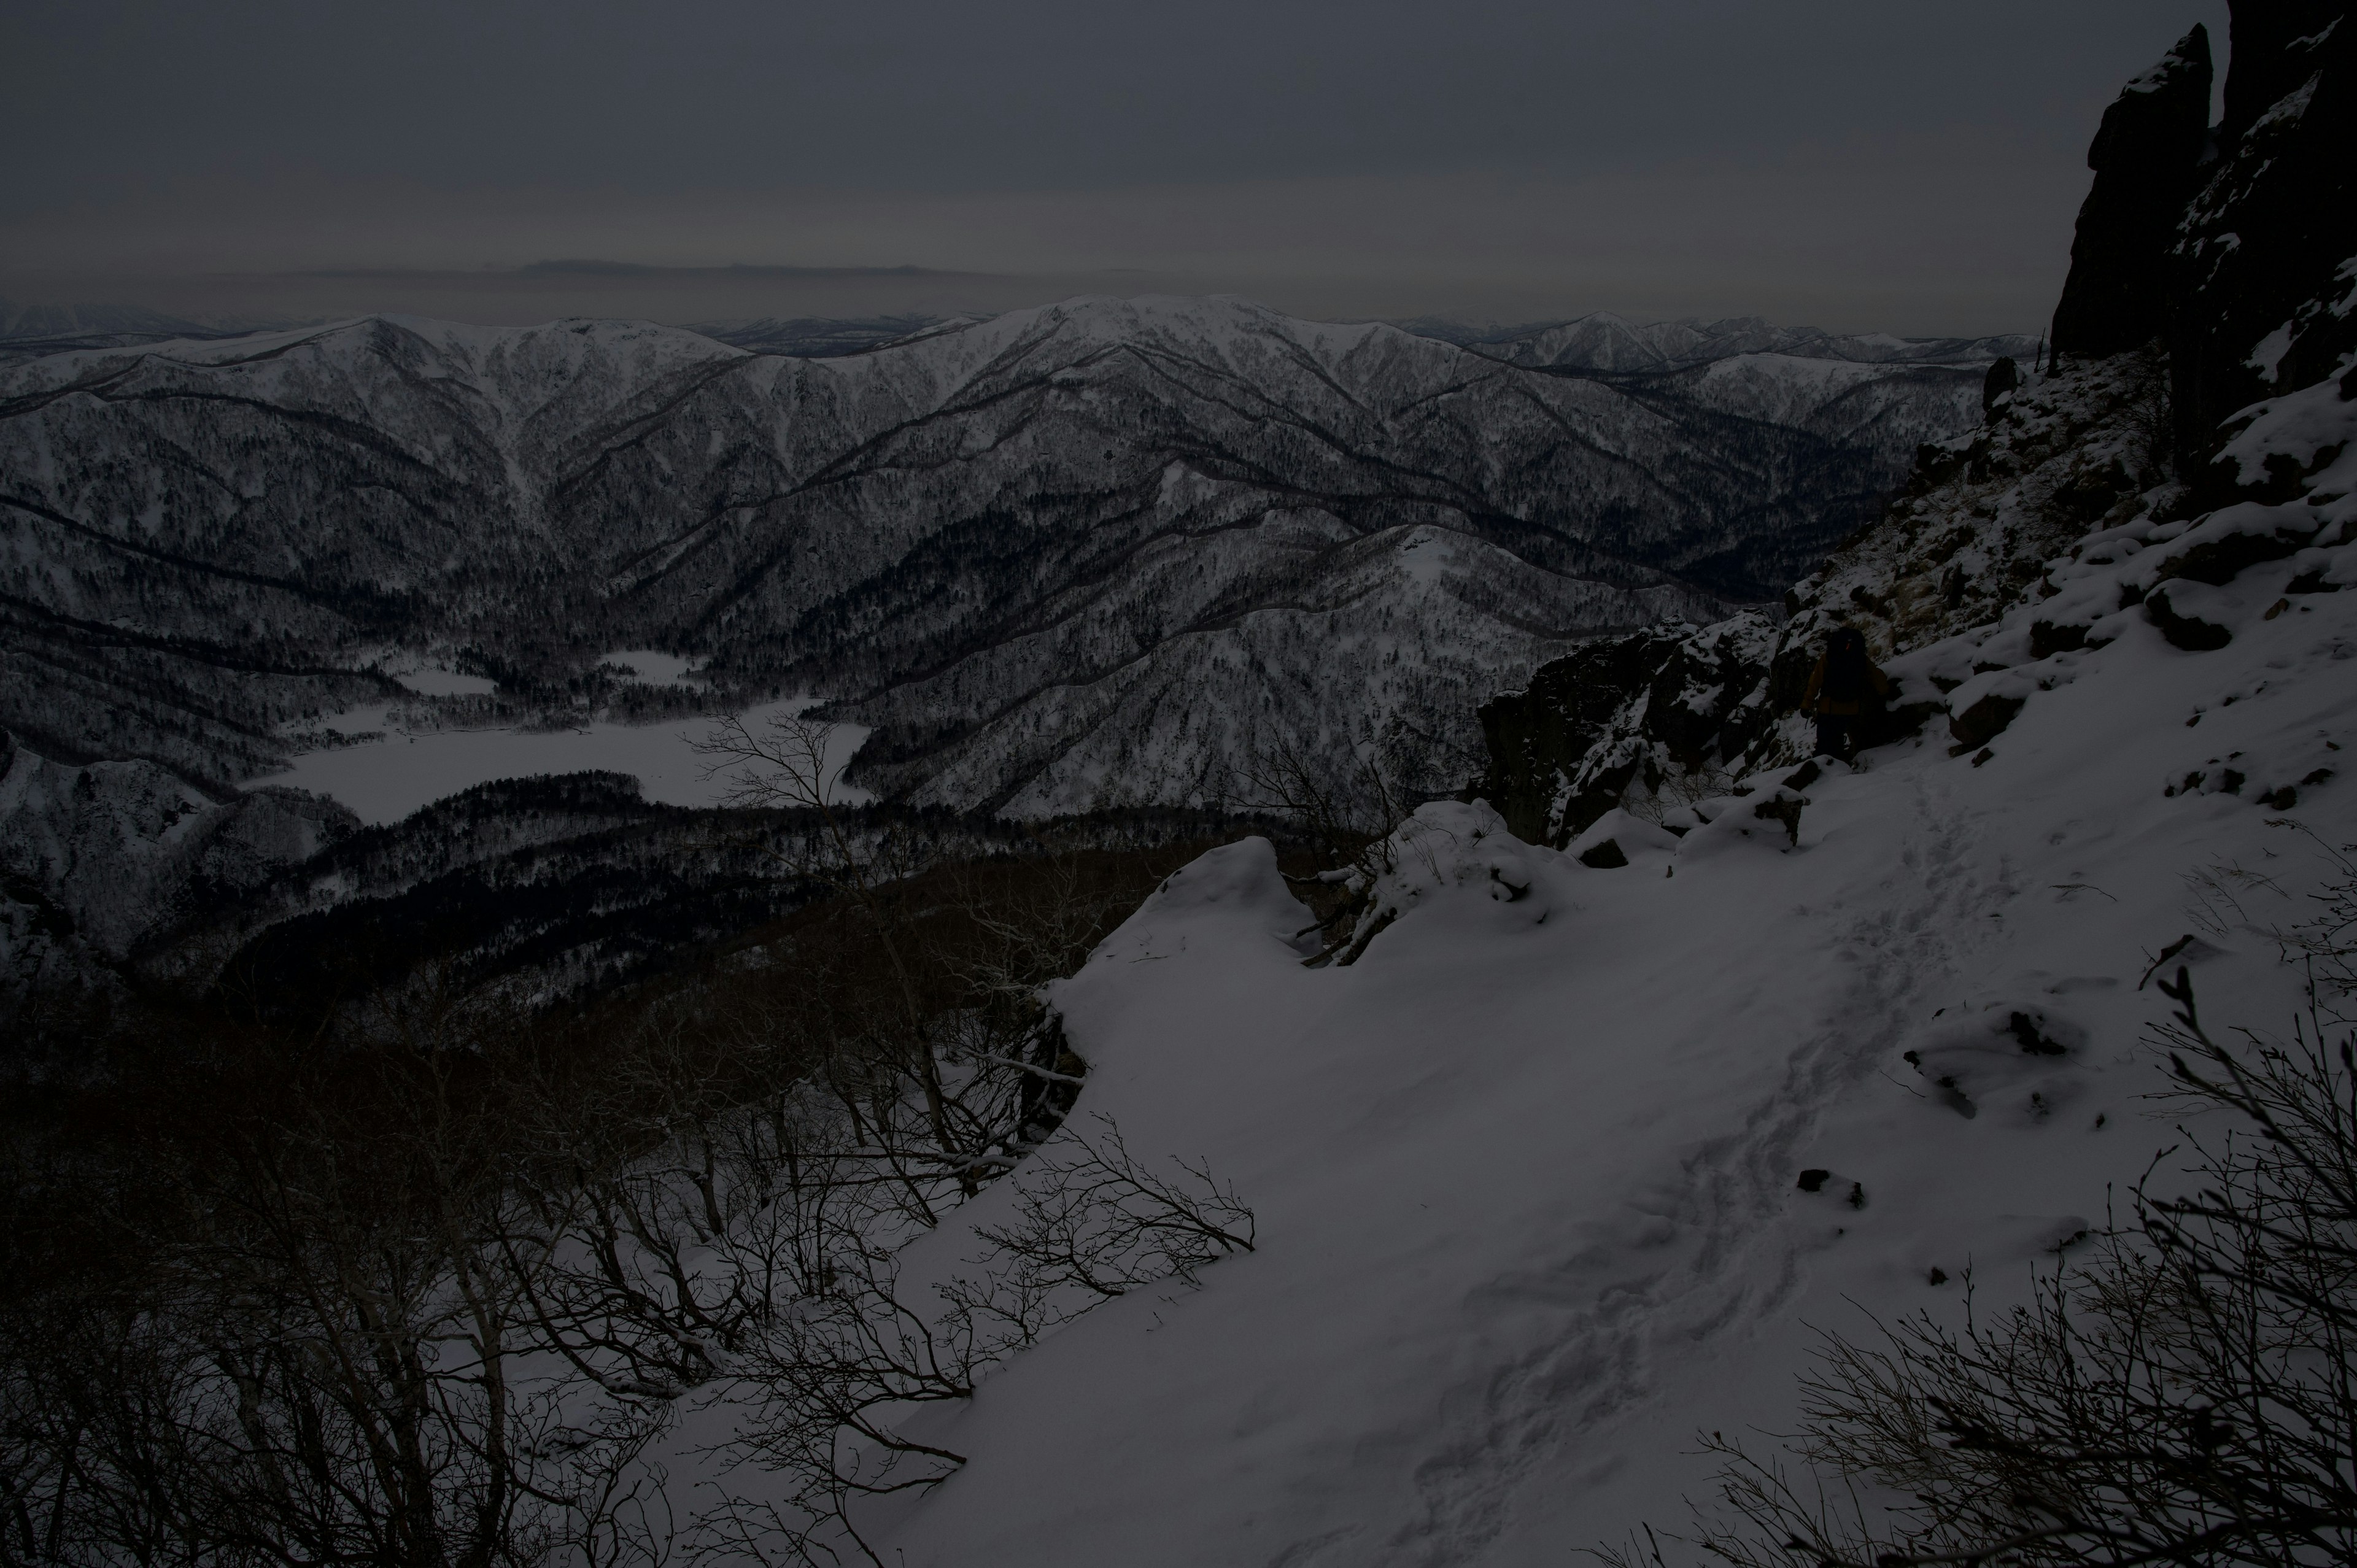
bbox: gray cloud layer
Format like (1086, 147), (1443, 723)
(2, 1), (2227, 333)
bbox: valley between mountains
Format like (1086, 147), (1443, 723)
(0, 298), (2005, 810)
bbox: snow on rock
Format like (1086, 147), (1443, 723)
(1476, 347), (2245, 848)
(1563, 806), (1681, 870)
(2218, 369), (2357, 515)
(1354, 799), (1564, 937)
(1078, 836), (1328, 986)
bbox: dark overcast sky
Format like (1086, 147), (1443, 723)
(0, 1), (2228, 332)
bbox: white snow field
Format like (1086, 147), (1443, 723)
(798, 415), (2357, 1562)
(249, 698), (870, 824)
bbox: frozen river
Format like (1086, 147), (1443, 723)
(248, 697), (872, 826)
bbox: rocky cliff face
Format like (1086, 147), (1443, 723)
(1479, 0), (2357, 848)
(2034, 4), (2354, 490)
(2048, 26), (2212, 358)
(2174, 4), (2357, 484)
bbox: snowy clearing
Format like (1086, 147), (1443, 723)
(247, 698), (871, 824)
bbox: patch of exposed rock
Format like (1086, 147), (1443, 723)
(1476, 353), (2178, 844)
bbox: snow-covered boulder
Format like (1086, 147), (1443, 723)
(1565, 807), (1681, 869)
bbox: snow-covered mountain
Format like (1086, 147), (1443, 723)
(1415, 311), (2040, 374)
(0, 727), (357, 1019)
(0, 299), (270, 365)
(0, 295), (1989, 809)
(687, 314), (987, 357)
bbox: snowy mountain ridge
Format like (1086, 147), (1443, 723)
(589, 319), (2355, 1558)
(1422, 310), (2039, 374)
(0, 293), (1986, 808)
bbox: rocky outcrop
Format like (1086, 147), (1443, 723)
(2174, 4), (2357, 486)
(1474, 352), (2170, 845)
(2049, 25), (2213, 359)
(1476, 632), (1678, 843)
(2221, 1), (2345, 136)
(1981, 357), (2020, 417)
(1474, 3), (2357, 851)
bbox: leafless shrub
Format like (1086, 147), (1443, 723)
(685, 1113), (1254, 1567)
(4, 713), (1242, 1568)
(0, 1038), (678, 1568)
(967, 1114), (1256, 1311)
(1239, 730), (1415, 965)
(1602, 867), (2357, 1568)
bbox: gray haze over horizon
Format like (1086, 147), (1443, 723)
(1, 1), (2228, 336)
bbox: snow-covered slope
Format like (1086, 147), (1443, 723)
(0, 295), (1984, 808)
(787, 20), (2357, 1551)
(829, 356), (2357, 1568)
(0, 728), (357, 1020)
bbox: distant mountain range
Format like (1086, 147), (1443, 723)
(3, 294), (2037, 372)
(0, 295), (2007, 812)
(1414, 312), (2038, 373)
(0, 299), (273, 363)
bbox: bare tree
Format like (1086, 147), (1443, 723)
(6, 719), (1246, 1568)
(1238, 729), (1414, 966)
(698, 711), (968, 1188)
(701, 1115), (1256, 1567)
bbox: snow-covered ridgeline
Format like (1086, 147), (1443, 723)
(1426, 311), (2037, 374)
(0, 294), (1990, 807)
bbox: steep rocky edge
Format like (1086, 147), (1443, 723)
(1479, 3), (2357, 848)
(2047, 25), (2213, 360)
(2173, 1), (2357, 484)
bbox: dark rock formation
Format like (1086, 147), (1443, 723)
(1948, 692), (2026, 752)
(1476, 631), (1677, 842)
(2048, 25), (2212, 359)
(1981, 356), (2020, 417)
(2145, 583), (2237, 650)
(2221, 0), (2343, 136)
(1751, 792), (1805, 848)
(1576, 838), (1629, 869)
(2175, 4), (2357, 487)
